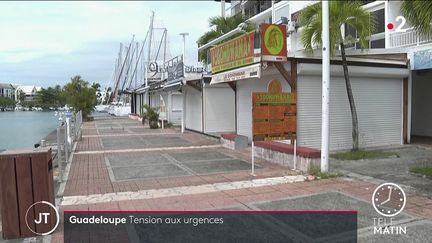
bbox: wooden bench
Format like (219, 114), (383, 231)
(254, 140), (321, 172)
(221, 133), (248, 150)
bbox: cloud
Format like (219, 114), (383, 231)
(0, 1), (221, 86)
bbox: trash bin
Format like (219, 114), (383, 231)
(0, 147), (55, 239)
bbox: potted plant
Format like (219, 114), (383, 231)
(142, 104), (159, 129)
(140, 105), (147, 125)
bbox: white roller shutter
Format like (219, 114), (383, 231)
(185, 85), (202, 132)
(203, 84), (235, 133)
(297, 75), (403, 150)
(236, 74), (292, 142)
(170, 92), (182, 125)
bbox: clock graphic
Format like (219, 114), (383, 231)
(372, 182), (407, 217)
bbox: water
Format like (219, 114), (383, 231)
(0, 111), (60, 150)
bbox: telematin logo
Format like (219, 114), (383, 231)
(372, 183), (407, 235)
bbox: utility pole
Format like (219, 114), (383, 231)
(221, 0), (225, 17)
(321, 1), (330, 172)
(179, 32), (189, 134)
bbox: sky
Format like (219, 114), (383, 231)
(0, 1), (222, 88)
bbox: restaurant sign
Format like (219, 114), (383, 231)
(260, 23), (287, 62)
(210, 63), (261, 85)
(252, 79), (296, 141)
(210, 31), (255, 74)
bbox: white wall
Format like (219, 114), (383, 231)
(411, 70), (432, 136)
(203, 84), (236, 133)
(185, 85), (203, 132)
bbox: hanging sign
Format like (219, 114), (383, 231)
(210, 63), (261, 84)
(165, 55), (184, 83)
(210, 31), (255, 74)
(252, 79), (296, 141)
(260, 24), (287, 62)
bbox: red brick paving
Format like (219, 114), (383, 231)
(52, 117), (432, 242)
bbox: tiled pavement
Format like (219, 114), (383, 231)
(49, 115), (432, 242)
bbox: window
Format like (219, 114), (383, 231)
(371, 9), (385, 34)
(370, 39), (385, 48)
(362, 0), (375, 5)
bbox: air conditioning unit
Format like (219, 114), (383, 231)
(287, 20), (297, 34)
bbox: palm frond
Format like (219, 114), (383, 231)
(300, 1), (374, 56)
(401, 0), (432, 37)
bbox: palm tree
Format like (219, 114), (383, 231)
(300, 1), (375, 151)
(197, 15), (255, 63)
(401, 0), (432, 37)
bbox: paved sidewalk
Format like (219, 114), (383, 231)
(47, 115), (432, 242)
(331, 146), (432, 198)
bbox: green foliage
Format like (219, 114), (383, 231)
(92, 82), (101, 92)
(0, 96), (16, 106)
(141, 104), (159, 121)
(410, 165), (432, 177)
(18, 90), (26, 102)
(308, 165), (343, 179)
(197, 15), (256, 63)
(332, 150), (399, 160)
(401, 0), (432, 37)
(34, 85), (66, 110)
(63, 75), (97, 119)
(299, 1), (375, 56)
(20, 100), (37, 108)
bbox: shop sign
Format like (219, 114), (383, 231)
(252, 79), (296, 141)
(260, 24), (287, 62)
(210, 64), (261, 84)
(210, 31), (255, 74)
(147, 61), (164, 82)
(165, 55), (184, 83)
(412, 48), (432, 70)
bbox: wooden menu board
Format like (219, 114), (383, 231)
(252, 79), (297, 141)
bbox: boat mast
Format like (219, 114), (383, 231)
(146, 11), (154, 88)
(110, 36), (134, 104)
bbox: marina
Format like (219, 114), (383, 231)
(0, 111), (60, 150)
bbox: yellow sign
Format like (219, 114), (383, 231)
(210, 32), (255, 74)
(260, 24), (287, 62)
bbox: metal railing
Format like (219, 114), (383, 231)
(389, 27), (432, 48)
(51, 110), (83, 182)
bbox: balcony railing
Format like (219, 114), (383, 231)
(389, 27), (432, 48)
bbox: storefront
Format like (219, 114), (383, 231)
(208, 25), (409, 151)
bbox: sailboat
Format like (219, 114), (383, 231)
(102, 11), (171, 117)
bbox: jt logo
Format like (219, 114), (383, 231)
(34, 213), (50, 224)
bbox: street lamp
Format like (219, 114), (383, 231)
(179, 32), (189, 134)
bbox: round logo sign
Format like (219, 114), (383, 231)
(264, 25), (284, 55)
(372, 183), (406, 217)
(25, 201), (60, 236)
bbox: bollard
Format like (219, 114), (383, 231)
(56, 127), (63, 182)
(64, 123), (69, 164)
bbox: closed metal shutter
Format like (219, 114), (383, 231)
(297, 76), (403, 150)
(170, 92), (182, 125)
(203, 84), (236, 133)
(185, 85), (202, 132)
